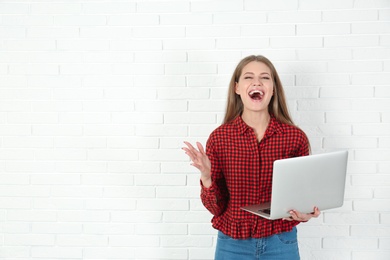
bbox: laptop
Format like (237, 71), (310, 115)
(241, 150), (348, 220)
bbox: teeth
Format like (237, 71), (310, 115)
(249, 90), (264, 96)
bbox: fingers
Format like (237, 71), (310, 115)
(284, 207), (321, 222)
(196, 142), (205, 155)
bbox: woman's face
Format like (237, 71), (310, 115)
(235, 61), (274, 114)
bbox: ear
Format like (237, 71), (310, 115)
(235, 82), (240, 95)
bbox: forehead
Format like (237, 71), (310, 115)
(241, 61), (271, 74)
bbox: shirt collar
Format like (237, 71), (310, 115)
(232, 114), (284, 137)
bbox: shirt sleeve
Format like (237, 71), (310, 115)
(200, 134), (229, 217)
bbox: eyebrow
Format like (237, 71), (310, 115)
(243, 72), (270, 76)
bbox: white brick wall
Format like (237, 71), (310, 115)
(0, 0), (389, 259)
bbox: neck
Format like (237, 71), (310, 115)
(241, 110), (271, 141)
(241, 110), (271, 128)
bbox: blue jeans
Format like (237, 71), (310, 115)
(214, 227), (300, 260)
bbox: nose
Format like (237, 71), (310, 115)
(253, 76), (262, 86)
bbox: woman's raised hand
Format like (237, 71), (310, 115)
(182, 141), (212, 188)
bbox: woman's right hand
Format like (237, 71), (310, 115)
(182, 141), (212, 188)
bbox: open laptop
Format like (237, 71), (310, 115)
(241, 150), (348, 220)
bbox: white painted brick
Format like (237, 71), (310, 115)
(54, 15), (106, 26)
(354, 124), (390, 136)
(57, 235), (107, 247)
(351, 225), (390, 237)
(56, 161), (107, 173)
(217, 37), (269, 49)
(325, 137), (377, 149)
(7, 210), (57, 222)
(0, 198), (30, 209)
(83, 247), (135, 259)
(325, 35), (379, 47)
(326, 111), (380, 123)
(104, 186), (155, 198)
(298, 225), (349, 237)
(161, 235), (213, 247)
(189, 247), (216, 260)
(353, 174), (390, 186)
(157, 186), (199, 198)
(136, 174), (186, 186)
(111, 211), (162, 223)
(302, 250), (351, 260)
(161, 13), (212, 25)
(108, 14), (159, 26)
(0, 185), (49, 197)
(137, 1), (189, 13)
(296, 74), (350, 86)
(31, 247), (82, 259)
(110, 235), (158, 246)
(51, 186), (102, 198)
(165, 63), (217, 75)
(375, 188), (390, 199)
(245, 0), (298, 10)
(134, 247), (188, 260)
(378, 162), (390, 174)
(83, 2), (136, 14)
(108, 136), (159, 149)
(136, 223), (187, 235)
(58, 210), (109, 222)
(83, 223), (134, 235)
(108, 161), (160, 174)
(187, 25), (240, 38)
(214, 12), (267, 24)
(86, 198), (136, 210)
(136, 199), (189, 211)
(31, 222), (79, 234)
(31, 3), (81, 14)
(0, 3), (29, 14)
(158, 86), (209, 99)
(354, 199), (390, 211)
(133, 26), (185, 38)
(298, 48), (352, 60)
(163, 38), (215, 50)
(4, 234), (55, 246)
(324, 212), (379, 225)
(164, 113), (216, 124)
(268, 10), (321, 23)
(354, 0), (390, 8)
(189, 223), (217, 235)
(271, 36), (323, 48)
(87, 149), (138, 161)
(31, 174), (80, 185)
(328, 61), (382, 73)
(0, 246), (30, 258)
(0, 174), (29, 185)
(81, 174), (134, 186)
(243, 24), (295, 36)
(299, 0), (353, 9)
(297, 23), (350, 35)
(111, 39), (162, 51)
(33, 198), (84, 210)
(353, 251), (390, 260)
(32, 125), (83, 136)
(323, 9), (378, 22)
(6, 161), (55, 173)
(323, 237), (378, 249)
(84, 125), (135, 136)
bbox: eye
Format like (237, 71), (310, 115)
(261, 76), (270, 80)
(244, 76), (253, 80)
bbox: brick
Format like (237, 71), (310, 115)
(137, 1), (189, 13)
(323, 237), (378, 249)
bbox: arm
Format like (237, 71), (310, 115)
(183, 140), (228, 216)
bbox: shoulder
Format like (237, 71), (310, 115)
(277, 120), (308, 143)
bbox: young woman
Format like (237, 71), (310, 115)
(183, 55), (320, 260)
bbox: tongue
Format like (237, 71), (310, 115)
(250, 93), (262, 100)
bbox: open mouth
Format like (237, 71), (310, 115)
(249, 90), (264, 101)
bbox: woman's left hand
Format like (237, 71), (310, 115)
(283, 207), (320, 222)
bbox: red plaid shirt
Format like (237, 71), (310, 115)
(201, 115), (309, 239)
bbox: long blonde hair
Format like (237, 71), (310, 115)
(223, 55), (293, 125)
